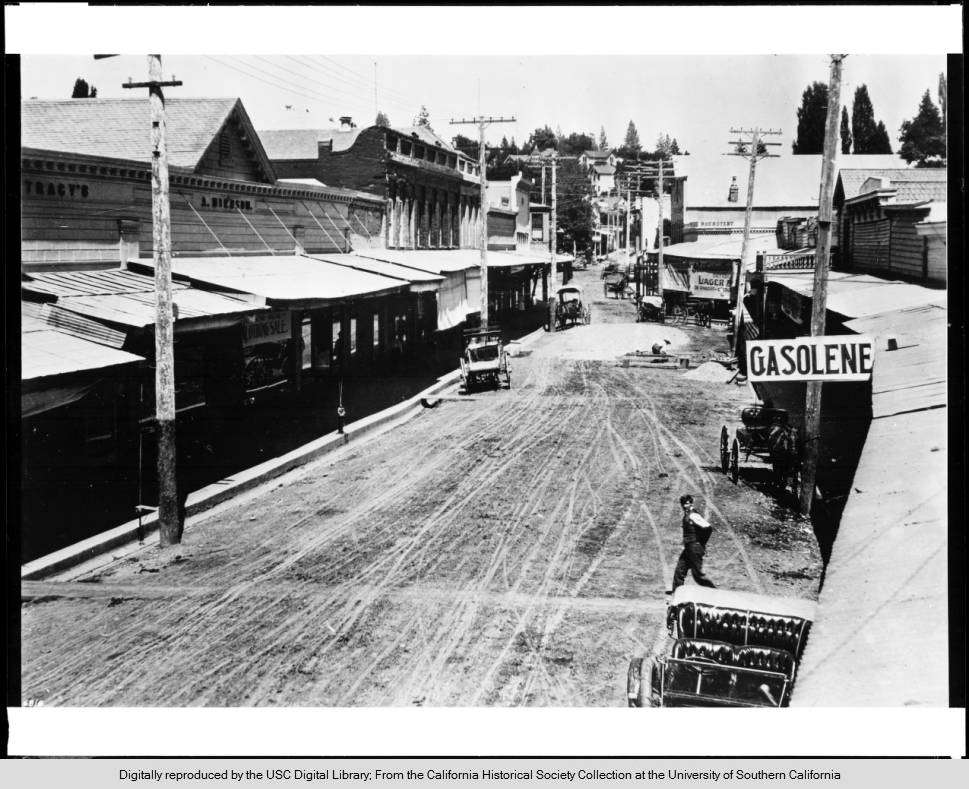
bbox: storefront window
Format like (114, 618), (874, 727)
(301, 316), (312, 370)
(242, 311), (292, 392)
(373, 314), (381, 349)
(175, 344), (207, 410)
(349, 317), (358, 356)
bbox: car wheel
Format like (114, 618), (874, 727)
(627, 658), (644, 707)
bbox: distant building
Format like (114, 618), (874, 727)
(259, 120), (483, 250)
(486, 172), (533, 252)
(833, 168), (947, 286)
(578, 149), (617, 171)
(669, 153), (907, 246)
(589, 163), (616, 196)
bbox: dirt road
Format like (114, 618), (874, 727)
(22, 268), (821, 706)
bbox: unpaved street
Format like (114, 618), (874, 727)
(22, 269), (821, 706)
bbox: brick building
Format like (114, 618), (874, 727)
(259, 120), (483, 251)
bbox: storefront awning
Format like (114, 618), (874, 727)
(311, 253), (443, 294)
(22, 315), (144, 383)
(660, 262), (691, 292)
(23, 269), (268, 330)
(352, 249), (479, 275)
(134, 254), (410, 309)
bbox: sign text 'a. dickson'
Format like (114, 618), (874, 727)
(746, 335), (874, 382)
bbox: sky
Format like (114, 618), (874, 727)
(11, 5), (956, 161)
(19, 53), (946, 158)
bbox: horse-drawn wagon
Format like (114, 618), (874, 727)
(554, 284), (591, 329)
(719, 404), (801, 496)
(459, 329), (511, 392)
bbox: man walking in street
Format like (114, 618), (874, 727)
(668, 493), (716, 594)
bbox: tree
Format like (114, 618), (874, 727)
(840, 106), (852, 154)
(617, 120), (641, 159)
(509, 136), (519, 155)
(414, 105), (431, 129)
(654, 133), (682, 158)
(558, 131), (594, 156)
(792, 81), (828, 154)
(598, 126), (609, 150)
(451, 133), (478, 159)
(375, 110), (390, 128)
(870, 121), (892, 154)
(670, 138), (681, 155)
(851, 84), (887, 154)
(555, 159), (594, 253)
(527, 125), (557, 152)
(898, 89), (946, 166)
(71, 77), (96, 98)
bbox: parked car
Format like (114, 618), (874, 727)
(627, 586), (816, 708)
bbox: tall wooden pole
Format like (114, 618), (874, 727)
(625, 186), (632, 271)
(799, 55), (845, 516)
(547, 153), (558, 332)
(449, 115), (515, 330)
(733, 129), (760, 356)
(657, 162), (665, 287)
(123, 56), (182, 545)
(478, 119), (489, 326)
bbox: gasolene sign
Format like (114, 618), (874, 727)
(746, 335), (874, 382)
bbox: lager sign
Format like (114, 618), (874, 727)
(690, 270), (731, 300)
(746, 336), (874, 382)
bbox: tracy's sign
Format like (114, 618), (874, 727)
(746, 336), (874, 383)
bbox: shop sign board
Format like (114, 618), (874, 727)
(746, 335), (875, 383)
(690, 270), (731, 300)
(243, 311), (291, 347)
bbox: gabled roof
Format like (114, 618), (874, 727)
(583, 149), (614, 159)
(837, 166), (945, 202)
(674, 153), (908, 208)
(592, 164), (616, 176)
(22, 98), (277, 182)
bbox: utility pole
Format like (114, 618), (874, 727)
(450, 115), (515, 329)
(799, 55), (845, 516)
(625, 186), (632, 272)
(725, 126), (782, 356)
(123, 56), (183, 546)
(547, 153), (559, 331)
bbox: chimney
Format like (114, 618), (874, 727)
(339, 116), (354, 129)
(728, 176), (739, 203)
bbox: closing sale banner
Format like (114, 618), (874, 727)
(746, 335), (875, 383)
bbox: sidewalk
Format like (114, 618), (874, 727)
(22, 328), (547, 580)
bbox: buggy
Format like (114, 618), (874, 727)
(636, 294), (665, 323)
(627, 587), (816, 708)
(719, 404), (801, 497)
(603, 273), (629, 299)
(459, 329), (511, 392)
(554, 284), (591, 329)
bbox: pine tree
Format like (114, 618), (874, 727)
(599, 126), (608, 150)
(71, 77), (96, 98)
(375, 110), (390, 127)
(670, 138), (681, 155)
(898, 89), (946, 166)
(870, 121), (892, 154)
(938, 72), (947, 135)
(840, 106), (852, 154)
(792, 81), (828, 154)
(621, 120), (641, 158)
(414, 105), (431, 129)
(851, 85), (880, 153)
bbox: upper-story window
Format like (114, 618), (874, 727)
(414, 145), (425, 159)
(436, 151), (446, 165)
(448, 155), (457, 169)
(386, 135), (398, 152)
(426, 148), (436, 163)
(400, 140), (412, 156)
(218, 130), (231, 166)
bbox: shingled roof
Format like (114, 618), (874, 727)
(22, 97), (276, 181)
(259, 124), (457, 162)
(838, 166), (946, 203)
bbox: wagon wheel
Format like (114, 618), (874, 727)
(729, 438), (740, 484)
(719, 426), (730, 473)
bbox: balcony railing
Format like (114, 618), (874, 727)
(760, 251), (820, 271)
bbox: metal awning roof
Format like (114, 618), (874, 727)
(352, 249), (480, 275)
(22, 318), (144, 381)
(312, 253), (443, 293)
(791, 406), (947, 707)
(23, 269), (267, 329)
(765, 272), (946, 319)
(134, 254), (409, 307)
(845, 304), (947, 418)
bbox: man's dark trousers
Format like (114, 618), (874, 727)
(672, 541), (716, 590)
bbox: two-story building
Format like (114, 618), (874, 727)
(259, 119), (483, 251)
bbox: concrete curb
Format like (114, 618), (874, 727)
(22, 327), (548, 580)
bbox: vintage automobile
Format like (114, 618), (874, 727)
(720, 404), (801, 496)
(627, 586), (816, 708)
(554, 284), (591, 329)
(459, 329), (511, 392)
